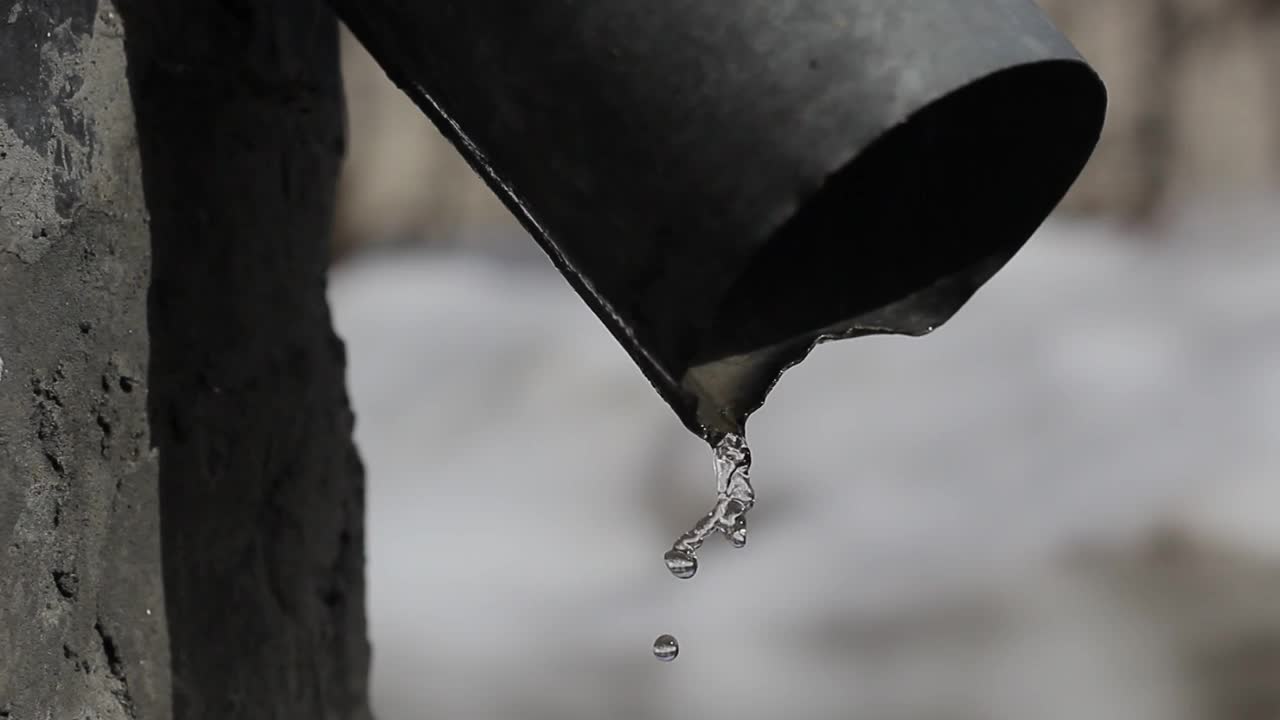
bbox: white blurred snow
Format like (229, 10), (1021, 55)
(329, 202), (1280, 720)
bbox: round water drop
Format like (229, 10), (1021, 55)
(653, 634), (679, 662)
(664, 549), (697, 579)
(728, 517), (747, 548)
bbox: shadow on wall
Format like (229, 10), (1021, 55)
(118, 1), (371, 716)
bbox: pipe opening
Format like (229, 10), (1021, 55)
(699, 60), (1107, 362)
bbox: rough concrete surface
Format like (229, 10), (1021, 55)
(1, 0), (168, 717)
(3, 0), (369, 717)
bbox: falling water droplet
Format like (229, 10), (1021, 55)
(653, 634), (679, 662)
(664, 549), (698, 579)
(655, 433), (757, 656)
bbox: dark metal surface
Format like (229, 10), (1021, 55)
(334, 0), (1106, 439)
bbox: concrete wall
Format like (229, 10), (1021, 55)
(2, 1), (370, 717)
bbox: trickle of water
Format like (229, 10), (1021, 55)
(664, 433), (755, 579)
(653, 634), (679, 662)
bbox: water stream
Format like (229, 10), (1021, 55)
(656, 432), (757, 659)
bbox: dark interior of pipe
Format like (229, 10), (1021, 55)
(699, 60), (1107, 361)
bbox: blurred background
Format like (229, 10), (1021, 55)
(328, 3), (1280, 719)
